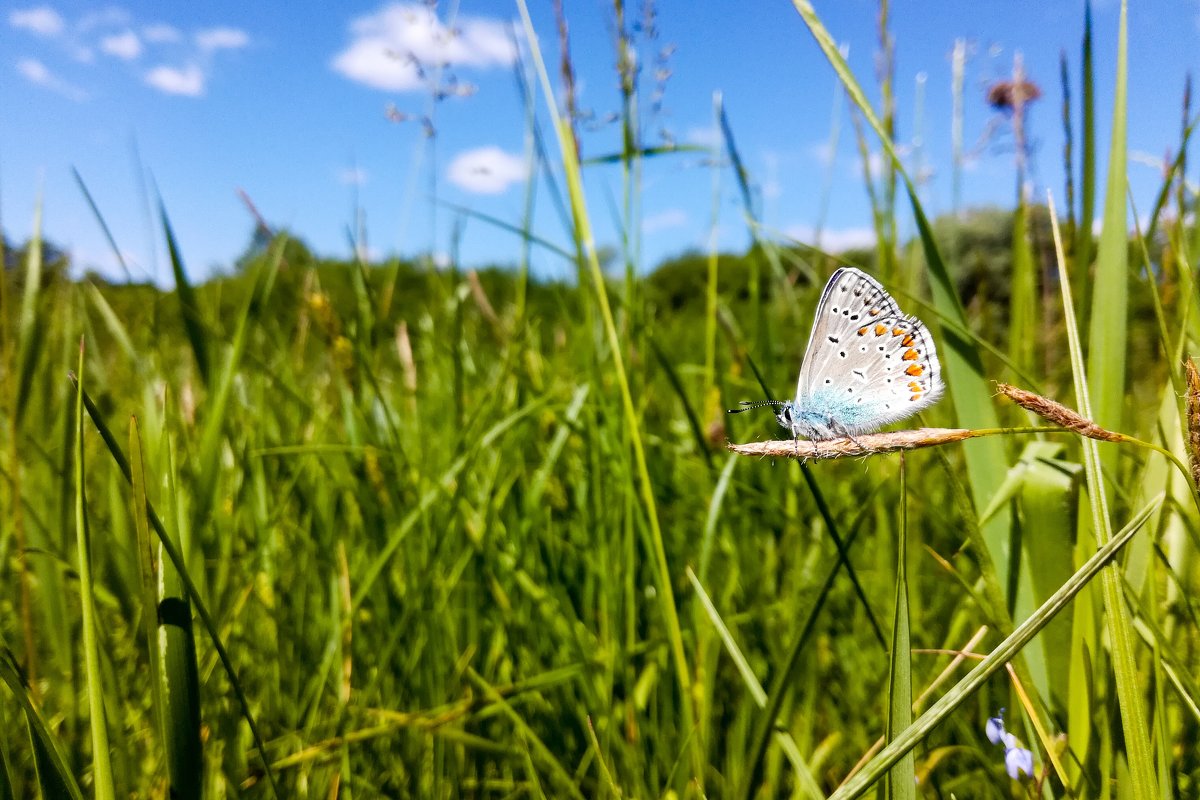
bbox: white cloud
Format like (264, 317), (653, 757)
(78, 7), (130, 32)
(1130, 150), (1168, 175)
(10, 6), (64, 36)
(196, 27), (249, 52)
(447, 146), (526, 194)
(808, 141), (835, 166)
(100, 30), (141, 60)
(784, 224), (876, 253)
(144, 63), (205, 96)
(16, 57), (86, 100)
(143, 23), (181, 43)
(332, 2), (517, 92)
(644, 209), (688, 233)
(338, 167), (368, 185)
(685, 125), (721, 148)
(18, 57), (52, 82)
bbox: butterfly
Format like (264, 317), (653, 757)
(732, 267), (944, 442)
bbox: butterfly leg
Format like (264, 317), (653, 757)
(830, 418), (865, 452)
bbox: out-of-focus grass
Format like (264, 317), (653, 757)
(0, 1), (1197, 798)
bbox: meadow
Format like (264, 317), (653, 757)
(2, 0), (1199, 797)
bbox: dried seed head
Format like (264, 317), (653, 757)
(1184, 358), (1200, 491)
(996, 383), (1122, 442)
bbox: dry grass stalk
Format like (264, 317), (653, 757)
(395, 321), (418, 394)
(727, 427), (974, 460)
(467, 269), (503, 334)
(996, 383), (1123, 442)
(1184, 358), (1200, 490)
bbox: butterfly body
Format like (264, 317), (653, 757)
(748, 267), (944, 442)
(775, 389), (883, 441)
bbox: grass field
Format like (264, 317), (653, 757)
(2, 1), (1199, 797)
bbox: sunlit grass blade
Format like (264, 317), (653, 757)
(1086, 0), (1129, 465)
(1047, 188), (1158, 798)
(73, 341), (115, 800)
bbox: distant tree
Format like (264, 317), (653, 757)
(234, 227), (315, 273)
(4, 235), (71, 286)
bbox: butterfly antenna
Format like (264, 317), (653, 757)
(727, 399), (786, 414)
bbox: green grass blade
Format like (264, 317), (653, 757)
(84, 283), (138, 364)
(1009, 198), (1037, 375)
(648, 337), (712, 468)
(160, 201), (210, 386)
(193, 248), (281, 530)
(73, 341), (115, 800)
(1048, 187), (1158, 798)
(14, 200), (45, 428)
(1017, 444), (1081, 710)
(464, 668), (586, 800)
(886, 458), (915, 800)
(130, 418), (202, 799)
(1086, 0), (1129, 457)
(72, 167), (133, 282)
(0, 646), (84, 800)
(1075, 0), (1096, 272)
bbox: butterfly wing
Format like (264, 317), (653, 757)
(796, 268), (944, 435)
(796, 268), (904, 399)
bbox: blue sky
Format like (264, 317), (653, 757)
(1, 1), (1197, 284)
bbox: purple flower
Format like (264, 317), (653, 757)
(985, 711), (1006, 745)
(1005, 746), (1034, 780)
(986, 709), (1034, 781)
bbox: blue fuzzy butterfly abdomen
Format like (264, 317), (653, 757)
(794, 389), (880, 438)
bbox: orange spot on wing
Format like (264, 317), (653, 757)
(902, 349), (919, 361)
(857, 327), (868, 335)
(870, 308), (881, 316)
(908, 381), (921, 392)
(911, 394), (922, 402)
(902, 335), (914, 346)
(874, 324), (888, 335)
(892, 327), (905, 336)
(905, 364), (924, 376)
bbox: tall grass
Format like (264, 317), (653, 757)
(1, 1), (1198, 798)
